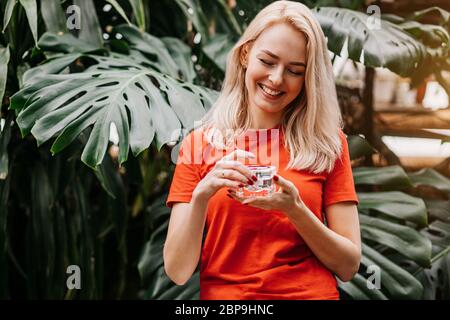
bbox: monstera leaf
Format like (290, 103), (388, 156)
(138, 195), (199, 300)
(10, 53), (216, 169)
(357, 191), (428, 226)
(359, 214), (432, 267)
(313, 7), (427, 76)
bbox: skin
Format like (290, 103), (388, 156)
(241, 22), (307, 129)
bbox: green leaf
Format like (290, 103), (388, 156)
(353, 166), (413, 189)
(202, 33), (235, 72)
(338, 273), (388, 300)
(313, 7), (426, 76)
(2, 0), (17, 33)
(19, 0), (38, 46)
(160, 37), (196, 82)
(11, 53), (208, 168)
(30, 163), (56, 297)
(0, 173), (11, 298)
(0, 116), (12, 180)
(21, 52), (82, 85)
(347, 134), (375, 160)
(138, 195), (199, 299)
(424, 199), (450, 223)
(360, 215), (432, 267)
(115, 24), (183, 80)
(358, 191), (428, 226)
(408, 168), (450, 194)
(173, 0), (209, 41)
(399, 21), (449, 48)
(106, 0), (132, 25)
(0, 46), (10, 107)
(128, 0), (146, 31)
(138, 222), (167, 286)
(73, 0), (103, 48)
(410, 7), (450, 26)
(40, 0), (67, 34)
(421, 220), (450, 250)
(361, 243), (424, 299)
(37, 32), (102, 54)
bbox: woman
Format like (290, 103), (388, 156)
(164, 0), (361, 300)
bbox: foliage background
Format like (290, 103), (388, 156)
(0, 0), (449, 299)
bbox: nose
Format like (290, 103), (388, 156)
(268, 66), (283, 87)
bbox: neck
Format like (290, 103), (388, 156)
(248, 105), (283, 129)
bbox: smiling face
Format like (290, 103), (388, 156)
(242, 22), (307, 126)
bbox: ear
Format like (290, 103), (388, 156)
(240, 43), (251, 68)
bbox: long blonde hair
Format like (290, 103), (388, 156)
(199, 0), (343, 174)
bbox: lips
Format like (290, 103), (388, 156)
(258, 83), (285, 99)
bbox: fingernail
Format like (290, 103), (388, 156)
(274, 175), (279, 181)
(247, 180), (253, 185)
(238, 184), (244, 187)
(252, 175), (257, 181)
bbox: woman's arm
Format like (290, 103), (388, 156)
(288, 201), (361, 282)
(163, 191), (209, 286)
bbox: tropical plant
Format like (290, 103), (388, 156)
(1, 0), (449, 300)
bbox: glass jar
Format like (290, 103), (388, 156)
(236, 165), (277, 198)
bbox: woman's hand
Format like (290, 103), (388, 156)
(227, 174), (306, 217)
(193, 149), (258, 202)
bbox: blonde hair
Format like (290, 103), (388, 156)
(199, 0), (343, 173)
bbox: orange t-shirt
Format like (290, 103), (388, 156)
(166, 125), (359, 300)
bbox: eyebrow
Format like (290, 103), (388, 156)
(260, 49), (306, 67)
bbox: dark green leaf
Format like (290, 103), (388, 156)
(106, 0), (132, 25)
(202, 33), (235, 72)
(314, 7), (427, 76)
(338, 273), (388, 300)
(40, 0), (67, 34)
(353, 166), (413, 189)
(361, 243), (423, 299)
(360, 215), (432, 267)
(358, 191), (428, 226)
(128, 0), (146, 31)
(347, 134), (375, 160)
(2, 0), (17, 33)
(173, 0), (209, 41)
(37, 32), (102, 54)
(0, 116), (12, 180)
(160, 37), (196, 82)
(0, 170), (11, 298)
(410, 7), (450, 26)
(115, 24), (182, 80)
(0, 46), (10, 108)
(424, 199), (450, 223)
(73, 0), (103, 48)
(19, 0), (38, 45)
(409, 168), (450, 194)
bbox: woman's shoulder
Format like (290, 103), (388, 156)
(180, 126), (209, 146)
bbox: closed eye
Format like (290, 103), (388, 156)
(259, 59), (304, 76)
(259, 58), (274, 66)
(288, 70), (304, 76)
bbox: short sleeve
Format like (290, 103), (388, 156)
(165, 131), (203, 208)
(323, 131), (359, 208)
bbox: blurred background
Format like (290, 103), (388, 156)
(0, 0), (449, 300)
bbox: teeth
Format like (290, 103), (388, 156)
(260, 84), (283, 96)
